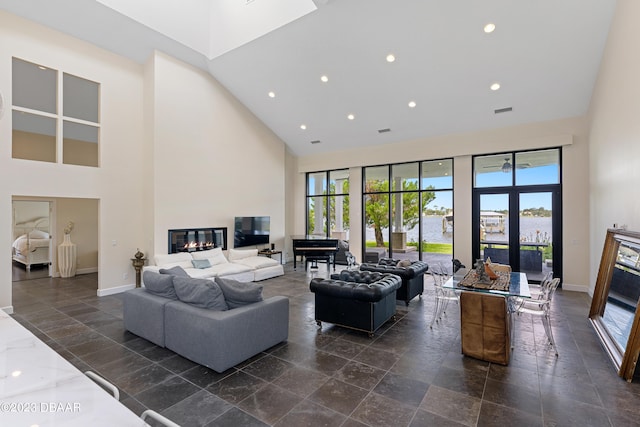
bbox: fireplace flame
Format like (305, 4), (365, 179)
(182, 241), (214, 250)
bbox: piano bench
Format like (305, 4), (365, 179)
(305, 255), (331, 270)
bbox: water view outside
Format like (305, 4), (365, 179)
(366, 215), (552, 245)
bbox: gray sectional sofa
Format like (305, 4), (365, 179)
(123, 271), (289, 373)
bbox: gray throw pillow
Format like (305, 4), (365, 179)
(215, 277), (264, 309)
(159, 265), (190, 277)
(397, 259), (412, 268)
(191, 259), (211, 269)
(143, 271), (178, 300)
(172, 276), (228, 311)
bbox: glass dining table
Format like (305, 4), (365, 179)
(443, 268), (531, 299)
(442, 268), (531, 363)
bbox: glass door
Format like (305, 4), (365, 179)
(479, 193), (510, 265)
(519, 192), (553, 282)
(473, 149), (562, 283)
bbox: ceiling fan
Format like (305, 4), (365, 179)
(482, 158), (532, 173)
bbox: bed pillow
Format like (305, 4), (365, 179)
(172, 277), (228, 311)
(142, 271), (178, 300)
(191, 259), (211, 269)
(159, 266), (190, 277)
(29, 229), (49, 239)
(215, 277), (263, 309)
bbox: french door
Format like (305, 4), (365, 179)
(472, 149), (562, 283)
(473, 187), (561, 283)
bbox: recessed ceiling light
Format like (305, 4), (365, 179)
(268, 91), (275, 98)
(12, 370), (21, 377)
(484, 23), (496, 33)
(438, 162), (443, 166)
(320, 75), (329, 83)
(490, 82), (501, 91)
(386, 54), (396, 63)
(300, 124), (307, 130)
(408, 101), (417, 108)
(347, 114), (355, 120)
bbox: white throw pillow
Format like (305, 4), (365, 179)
(154, 252), (193, 269)
(228, 248), (258, 261)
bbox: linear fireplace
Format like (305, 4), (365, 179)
(168, 227), (227, 254)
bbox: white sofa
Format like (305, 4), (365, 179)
(143, 248), (284, 282)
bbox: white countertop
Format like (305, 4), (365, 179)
(0, 310), (148, 426)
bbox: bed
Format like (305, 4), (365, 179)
(12, 217), (51, 271)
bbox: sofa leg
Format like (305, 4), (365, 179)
(316, 320), (322, 329)
(368, 332), (374, 338)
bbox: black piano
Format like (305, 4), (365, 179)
(292, 235), (339, 270)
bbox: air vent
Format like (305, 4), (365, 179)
(310, 140), (322, 144)
(378, 128), (391, 133)
(494, 107), (513, 114)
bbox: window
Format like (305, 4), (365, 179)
(472, 148), (562, 282)
(306, 169), (349, 239)
(363, 159), (453, 264)
(12, 57), (100, 167)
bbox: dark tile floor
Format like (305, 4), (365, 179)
(10, 265), (640, 427)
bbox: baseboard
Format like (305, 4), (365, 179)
(1, 306), (14, 315)
(562, 282), (588, 293)
(51, 267), (98, 278)
(97, 284), (135, 297)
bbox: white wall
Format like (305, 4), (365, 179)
(588, 0), (640, 292)
(149, 51), (286, 259)
(0, 11), (146, 309)
(0, 13), (288, 311)
(291, 116), (591, 290)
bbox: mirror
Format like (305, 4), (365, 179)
(589, 229), (640, 381)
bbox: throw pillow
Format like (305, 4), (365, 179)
(215, 277), (264, 309)
(172, 276), (228, 311)
(159, 265), (190, 277)
(396, 259), (412, 268)
(191, 259), (211, 269)
(143, 271), (178, 300)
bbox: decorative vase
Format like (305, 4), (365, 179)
(58, 234), (77, 278)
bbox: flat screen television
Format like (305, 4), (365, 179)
(234, 216), (270, 248)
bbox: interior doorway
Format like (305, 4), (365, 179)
(12, 199), (53, 281)
(11, 196), (99, 283)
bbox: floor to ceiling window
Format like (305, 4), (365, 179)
(306, 169), (349, 239)
(362, 159), (453, 266)
(472, 148), (562, 282)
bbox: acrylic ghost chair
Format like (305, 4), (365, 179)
(429, 263), (460, 328)
(515, 277), (561, 356)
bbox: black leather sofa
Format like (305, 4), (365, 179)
(310, 270), (401, 337)
(359, 258), (429, 306)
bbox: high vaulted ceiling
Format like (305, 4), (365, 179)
(0, 0), (617, 157)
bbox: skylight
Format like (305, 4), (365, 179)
(95, 0), (318, 59)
